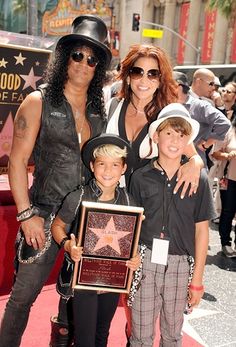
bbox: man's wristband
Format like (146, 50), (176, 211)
(60, 236), (70, 249)
(189, 284), (204, 291)
(16, 206), (36, 222)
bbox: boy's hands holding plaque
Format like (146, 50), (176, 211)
(66, 234), (83, 262)
(126, 253), (141, 271)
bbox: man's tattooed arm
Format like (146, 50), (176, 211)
(15, 114), (28, 139)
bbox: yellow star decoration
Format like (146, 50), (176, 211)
(14, 52), (26, 65)
(0, 58), (8, 68)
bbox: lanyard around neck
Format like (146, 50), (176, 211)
(156, 159), (175, 238)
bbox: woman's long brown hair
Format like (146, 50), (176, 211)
(118, 44), (178, 122)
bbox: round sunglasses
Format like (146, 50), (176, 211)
(129, 66), (161, 81)
(71, 51), (99, 68)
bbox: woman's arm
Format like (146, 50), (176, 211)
(174, 142), (204, 198)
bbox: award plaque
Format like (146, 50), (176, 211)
(72, 201), (144, 293)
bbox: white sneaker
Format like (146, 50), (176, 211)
(222, 245), (236, 258)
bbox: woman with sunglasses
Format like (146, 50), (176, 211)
(106, 44), (203, 346)
(0, 15), (111, 347)
(221, 82), (236, 122)
(106, 44), (202, 192)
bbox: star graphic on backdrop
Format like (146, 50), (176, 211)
(20, 67), (42, 90)
(35, 61), (40, 66)
(89, 216), (131, 255)
(0, 58), (8, 68)
(14, 52), (26, 65)
(0, 112), (14, 158)
(183, 307), (219, 345)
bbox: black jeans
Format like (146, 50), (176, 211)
(73, 291), (119, 347)
(219, 179), (236, 247)
(0, 221), (59, 347)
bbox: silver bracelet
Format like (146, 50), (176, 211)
(16, 207), (36, 222)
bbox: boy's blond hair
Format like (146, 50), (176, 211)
(92, 144), (127, 164)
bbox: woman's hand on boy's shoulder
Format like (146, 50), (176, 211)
(65, 234), (83, 262)
(174, 155), (203, 198)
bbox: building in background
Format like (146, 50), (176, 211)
(0, 0), (236, 68)
(125, 0), (236, 67)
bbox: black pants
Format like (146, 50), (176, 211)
(73, 291), (119, 347)
(219, 179), (236, 247)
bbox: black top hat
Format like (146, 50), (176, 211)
(82, 134), (133, 169)
(56, 15), (112, 68)
(173, 71), (190, 88)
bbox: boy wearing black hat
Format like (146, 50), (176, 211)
(51, 134), (140, 347)
(129, 103), (216, 346)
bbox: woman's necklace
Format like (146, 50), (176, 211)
(130, 100), (145, 115)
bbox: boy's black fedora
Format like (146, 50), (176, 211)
(82, 134), (133, 169)
(56, 15), (112, 68)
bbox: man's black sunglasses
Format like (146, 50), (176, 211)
(71, 51), (99, 68)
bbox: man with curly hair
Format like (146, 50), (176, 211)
(0, 15), (111, 347)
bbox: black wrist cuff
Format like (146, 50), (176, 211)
(60, 236), (70, 249)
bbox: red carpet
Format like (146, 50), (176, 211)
(0, 284), (203, 346)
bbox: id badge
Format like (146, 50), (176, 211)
(151, 237), (169, 266)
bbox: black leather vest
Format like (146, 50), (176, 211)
(30, 85), (106, 216)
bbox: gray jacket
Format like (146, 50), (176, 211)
(184, 94), (231, 166)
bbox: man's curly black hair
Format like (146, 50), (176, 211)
(43, 41), (107, 119)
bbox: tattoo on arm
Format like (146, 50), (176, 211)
(15, 115), (27, 139)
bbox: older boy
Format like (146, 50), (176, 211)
(129, 103), (216, 347)
(51, 134), (140, 347)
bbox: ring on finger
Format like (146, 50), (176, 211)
(31, 238), (36, 243)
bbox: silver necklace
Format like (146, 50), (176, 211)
(74, 109), (86, 144)
(130, 100), (145, 115)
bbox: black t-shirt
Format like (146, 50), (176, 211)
(129, 159), (216, 257)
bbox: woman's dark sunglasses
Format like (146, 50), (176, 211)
(129, 66), (161, 81)
(71, 51), (99, 68)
